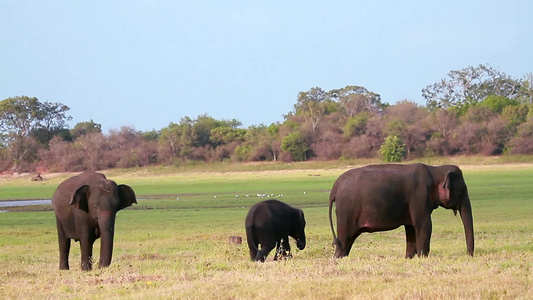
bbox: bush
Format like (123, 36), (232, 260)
(380, 135), (406, 162)
(281, 132), (308, 161)
(233, 145), (252, 161)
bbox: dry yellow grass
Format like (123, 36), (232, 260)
(1, 160), (532, 299)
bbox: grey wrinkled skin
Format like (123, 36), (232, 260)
(52, 171), (137, 270)
(329, 163), (474, 258)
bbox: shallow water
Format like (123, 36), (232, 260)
(0, 199), (51, 208)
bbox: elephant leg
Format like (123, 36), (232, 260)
(273, 241), (280, 261)
(79, 236), (95, 271)
(246, 231), (259, 261)
(255, 233), (276, 262)
(282, 237), (292, 259)
(404, 225), (417, 259)
(274, 237), (292, 261)
(335, 228), (361, 258)
(56, 218), (70, 270)
(415, 218), (432, 257)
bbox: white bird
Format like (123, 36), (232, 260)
(214, 195), (217, 199)
(235, 195), (239, 198)
(303, 192), (307, 195)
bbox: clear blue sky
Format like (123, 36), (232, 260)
(1, 1), (532, 132)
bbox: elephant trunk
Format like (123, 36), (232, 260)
(296, 237), (306, 250)
(98, 211), (116, 268)
(459, 196), (474, 256)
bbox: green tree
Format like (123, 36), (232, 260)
(380, 135), (406, 162)
(502, 104), (529, 127)
(480, 95), (519, 113)
(159, 117), (193, 160)
(0, 96), (70, 171)
(330, 85), (384, 117)
(268, 123), (281, 161)
(383, 120), (407, 139)
(210, 126), (246, 146)
(281, 132), (308, 161)
(70, 120), (102, 140)
(343, 112), (369, 137)
(0, 96), (41, 142)
(294, 87), (330, 132)
(191, 114), (241, 148)
(233, 145), (252, 161)
(31, 101), (72, 144)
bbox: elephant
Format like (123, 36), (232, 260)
(328, 163), (474, 258)
(245, 199), (306, 262)
(52, 171), (137, 270)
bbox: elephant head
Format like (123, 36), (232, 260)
(70, 179), (137, 268)
(434, 165), (474, 256)
(292, 209), (307, 250)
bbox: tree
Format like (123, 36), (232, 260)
(0, 96), (41, 142)
(281, 132), (308, 161)
(31, 101), (72, 145)
(479, 95), (519, 113)
(74, 132), (107, 170)
(343, 112), (369, 137)
(422, 64), (522, 112)
(293, 87), (330, 133)
(507, 118), (533, 154)
(330, 85), (384, 117)
(71, 120), (102, 140)
(380, 135), (406, 162)
(39, 101), (72, 136)
(518, 73), (533, 103)
(425, 109), (458, 156)
(383, 101), (429, 158)
(210, 126), (246, 146)
(502, 104), (529, 127)
(0, 96), (71, 171)
(159, 117), (193, 162)
(191, 114), (241, 148)
(233, 145), (253, 161)
(268, 123), (281, 161)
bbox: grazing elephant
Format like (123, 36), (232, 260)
(245, 199), (306, 262)
(52, 171), (137, 270)
(329, 163), (474, 258)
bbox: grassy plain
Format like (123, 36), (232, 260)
(0, 160), (532, 299)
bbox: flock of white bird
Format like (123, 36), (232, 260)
(233, 193), (284, 198)
(177, 192), (308, 201)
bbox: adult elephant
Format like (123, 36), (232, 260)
(329, 163), (474, 258)
(52, 171), (137, 270)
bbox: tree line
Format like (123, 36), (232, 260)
(1, 64), (532, 173)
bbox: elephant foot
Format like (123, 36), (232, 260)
(274, 250), (292, 261)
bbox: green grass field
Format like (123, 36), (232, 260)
(0, 162), (532, 299)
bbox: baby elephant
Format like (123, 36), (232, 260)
(245, 199), (306, 262)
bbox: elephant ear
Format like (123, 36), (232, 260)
(118, 184), (137, 210)
(438, 171), (452, 204)
(70, 185), (90, 213)
(298, 209), (306, 225)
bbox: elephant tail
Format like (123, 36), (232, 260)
(329, 189), (340, 248)
(245, 225), (259, 260)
